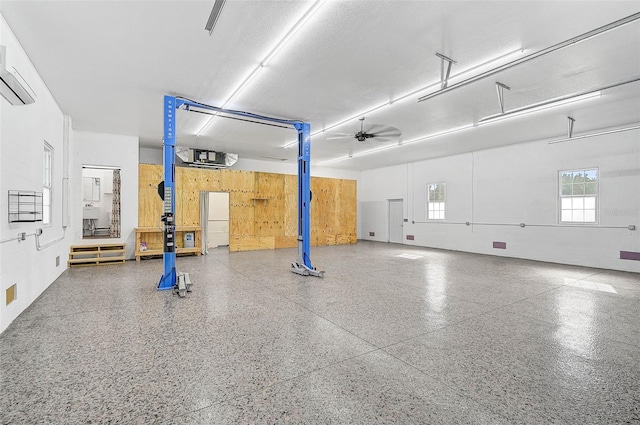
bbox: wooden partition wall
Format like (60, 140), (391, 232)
(138, 164), (357, 252)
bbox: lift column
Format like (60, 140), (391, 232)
(158, 95), (177, 290)
(291, 122), (324, 277)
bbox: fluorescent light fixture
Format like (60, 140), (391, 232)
(223, 65), (264, 107)
(262, 0), (326, 67)
(319, 142), (400, 164)
(479, 91), (601, 125)
(196, 0), (327, 136)
(317, 124), (474, 165)
(283, 101), (391, 148)
(317, 155), (351, 166)
(402, 124), (474, 146)
(285, 48), (525, 149)
(205, 0), (226, 35)
(197, 65), (265, 136)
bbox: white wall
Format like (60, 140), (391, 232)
(360, 130), (640, 272)
(73, 131), (139, 259)
(358, 163), (408, 243)
(139, 147), (162, 165)
(0, 15), (73, 333)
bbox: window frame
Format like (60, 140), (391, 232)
(43, 142), (53, 226)
(558, 167), (598, 225)
(426, 182), (446, 220)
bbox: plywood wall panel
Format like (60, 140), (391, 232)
(138, 165), (356, 252)
(224, 170), (255, 236)
(138, 164), (164, 227)
(177, 167), (204, 226)
(283, 174), (298, 237)
(336, 179), (357, 242)
(229, 236), (275, 252)
(254, 173), (284, 237)
(275, 236), (297, 249)
(311, 177), (337, 246)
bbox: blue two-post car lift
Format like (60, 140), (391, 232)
(158, 95), (324, 295)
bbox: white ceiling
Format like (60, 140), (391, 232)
(1, 0), (639, 171)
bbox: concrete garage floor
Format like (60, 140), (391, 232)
(1, 241), (639, 424)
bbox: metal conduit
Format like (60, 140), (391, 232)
(478, 76), (640, 123)
(418, 12), (640, 103)
(548, 123), (640, 144)
(411, 221), (634, 230)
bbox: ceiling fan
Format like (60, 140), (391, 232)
(327, 117), (401, 143)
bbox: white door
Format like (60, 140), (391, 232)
(388, 199), (403, 243)
(208, 192), (229, 248)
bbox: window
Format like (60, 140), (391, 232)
(559, 168), (597, 223)
(43, 142), (52, 225)
(427, 183), (446, 220)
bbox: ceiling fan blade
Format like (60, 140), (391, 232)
(325, 133), (353, 140)
(364, 123), (386, 134)
(372, 130), (402, 139)
(368, 136), (399, 143)
(371, 126), (401, 140)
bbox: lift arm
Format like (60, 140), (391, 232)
(158, 95), (322, 291)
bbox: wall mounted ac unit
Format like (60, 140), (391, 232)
(0, 45), (35, 105)
(175, 147), (238, 169)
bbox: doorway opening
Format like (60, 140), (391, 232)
(201, 191), (230, 252)
(388, 199), (404, 244)
(82, 166), (121, 239)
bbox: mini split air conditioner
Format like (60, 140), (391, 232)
(0, 45), (35, 105)
(175, 147), (238, 169)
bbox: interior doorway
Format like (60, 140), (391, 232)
(388, 199), (403, 244)
(201, 191), (230, 252)
(82, 166), (121, 239)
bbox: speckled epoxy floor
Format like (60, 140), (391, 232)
(1, 241), (639, 424)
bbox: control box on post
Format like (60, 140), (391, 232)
(163, 213), (175, 253)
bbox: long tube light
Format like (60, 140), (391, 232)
(262, 0), (326, 67)
(317, 124), (474, 165)
(197, 0), (326, 136)
(402, 124), (474, 145)
(283, 48), (525, 148)
(478, 92), (602, 125)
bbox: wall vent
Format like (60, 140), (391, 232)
(406, 235), (415, 240)
(620, 251), (640, 261)
(369, 232), (375, 237)
(56, 256), (60, 267)
(493, 241), (507, 249)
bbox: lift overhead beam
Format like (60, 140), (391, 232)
(157, 95), (323, 292)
